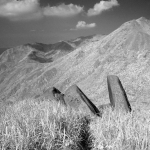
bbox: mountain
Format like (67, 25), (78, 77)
(27, 41), (74, 63)
(25, 35), (98, 63)
(68, 35), (97, 47)
(0, 17), (150, 109)
(27, 41), (74, 53)
(0, 34), (99, 103)
(0, 35), (96, 73)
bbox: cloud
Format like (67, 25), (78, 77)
(43, 3), (84, 17)
(87, 0), (119, 16)
(0, 0), (119, 21)
(0, 0), (43, 20)
(0, 0), (83, 21)
(71, 21), (96, 30)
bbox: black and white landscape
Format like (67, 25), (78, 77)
(0, 0), (150, 150)
(1, 17), (150, 108)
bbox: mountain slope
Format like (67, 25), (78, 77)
(1, 17), (150, 109)
(25, 35), (98, 63)
(50, 17), (150, 106)
(0, 34), (100, 102)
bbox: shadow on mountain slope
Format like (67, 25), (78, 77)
(28, 51), (53, 63)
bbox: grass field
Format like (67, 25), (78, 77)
(90, 108), (150, 150)
(0, 98), (150, 150)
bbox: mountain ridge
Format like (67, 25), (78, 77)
(0, 17), (150, 109)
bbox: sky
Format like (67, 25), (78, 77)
(0, 0), (150, 48)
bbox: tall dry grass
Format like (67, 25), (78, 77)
(90, 107), (150, 150)
(0, 99), (90, 150)
(1, 98), (150, 150)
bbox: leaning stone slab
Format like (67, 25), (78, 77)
(42, 87), (54, 99)
(107, 75), (132, 113)
(52, 87), (66, 105)
(64, 84), (101, 117)
(43, 87), (66, 105)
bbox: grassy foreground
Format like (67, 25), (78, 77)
(0, 99), (91, 150)
(0, 99), (150, 150)
(90, 107), (150, 150)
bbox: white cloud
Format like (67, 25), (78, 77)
(0, 0), (119, 21)
(0, 1), (83, 20)
(0, 0), (43, 20)
(87, 0), (119, 16)
(43, 3), (84, 17)
(71, 21), (96, 30)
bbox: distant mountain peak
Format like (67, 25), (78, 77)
(116, 17), (150, 36)
(1, 17), (150, 107)
(136, 17), (150, 34)
(136, 17), (149, 22)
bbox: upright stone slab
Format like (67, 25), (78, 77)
(107, 75), (132, 113)
(64, 84), (101, 117)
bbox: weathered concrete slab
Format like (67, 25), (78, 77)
(42, 87), (54, 99)
(52, 87), (66, 105)
(107, 75), (132, 113)
(43, 87), (66, 105)
(64, 84), (101, 117)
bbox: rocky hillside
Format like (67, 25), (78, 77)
(0, 34), (100, 102)
(0, 17), (150, 110)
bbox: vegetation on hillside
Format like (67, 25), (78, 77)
(0, 99), (150, 150)
(0, 99), (91, 150)
(90, 108), (150, 150)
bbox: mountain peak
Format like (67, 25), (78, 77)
(116, 17), (150, 35)
(136, 17), (150, 34)
(1, 17), (150, 108)
(136, 17), (149, 22)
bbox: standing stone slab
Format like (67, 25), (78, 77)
(107, 75), (132, 113)
(64, 84), (101, 117)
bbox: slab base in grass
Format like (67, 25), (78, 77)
(107, 75), (132, 113)
(64, 84), (101, 117)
